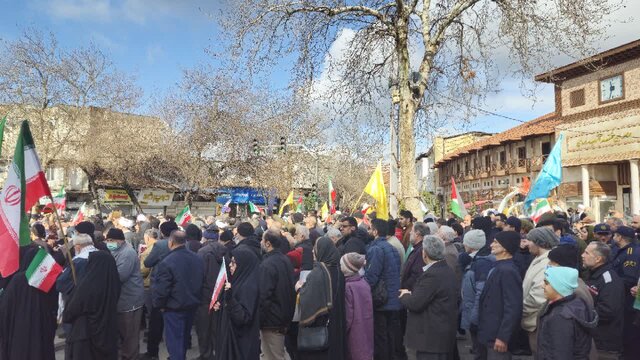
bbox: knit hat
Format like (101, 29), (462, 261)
(559, 235), (577, 246)
(75, 221), (96, 240)
(185, 224), (202, 241)
(340, 252), (366, 276)
(526, 227), (559, 249)
(220, 230), (234, 242)
(203, 224), (219, 240)
(506, 216), (522, 232)
(463, 229), (486, 250)
(548, 244), (579, 269)
(495, 231), (520, 255)
(545, 266), (578, 297)
(236, 222), (255, 237)
(105, 228), (125, 241)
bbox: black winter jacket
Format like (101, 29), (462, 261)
(401, 241), (425, 291)
(237, 235), (262, 260)
(197, 241), (228, 303)
(477, 258), (523, 346)
(337, 229), (368, 256)
(259, 250), (296, 330)
(536, 294), (598, 360)
(151, 246), (204, 311)
(585, 263), (625, 352)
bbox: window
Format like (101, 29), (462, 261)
(541, 142), (551, 161)
(456, 164), (460, 173)
(570, 89), (585, 108)
(484, 155), (490, 168)
(517, 147), (526, 160)
(45, 167), (56, 181)
(499, 151), (506, 165)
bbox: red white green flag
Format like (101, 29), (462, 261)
(176, 205), (192, 227)
(0, 121), (53, 277)
(72, 202), (87, 226)
(531, 198), (552, 224)
(328, 179), (336, 214)
(296, 196), (303, 212)
(209, 257), (228, 311)
(25, 247), (62, 292)
(248, 201), (259, 214)
(450, 177), (468, 219)
(43, 186), (66, 214)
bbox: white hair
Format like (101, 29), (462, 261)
(295, 224), (309, 240)
(438, 225), (457, 243)
(326, 226), (341, 239)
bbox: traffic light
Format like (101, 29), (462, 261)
(252, 139), (259, 155)
(280, 136), (286, 153)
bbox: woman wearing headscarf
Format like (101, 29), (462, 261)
(63, 250), (121, 360)
(0, 245), (59, 360)
(297, 237), (346, 360)
(214, 246), (261, 360)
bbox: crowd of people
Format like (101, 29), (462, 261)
(0, 207), (639, 360)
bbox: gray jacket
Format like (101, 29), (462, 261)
(111, 242), (145, 312)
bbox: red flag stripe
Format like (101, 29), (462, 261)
(0, 209), (19, 276)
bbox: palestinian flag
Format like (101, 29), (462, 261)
(72, 202), (87, 226)
(296, 196), (304, 212)
(531, 198), (552, 224)
(328, 179), (336, 214)
(209, 257), (228, 311)
(176, 205), (192, 227)
(0, 121), (52, 277)
(25, 247), (62, 293)
(450, 177), (468, 219)
(248, 201), (259, 214)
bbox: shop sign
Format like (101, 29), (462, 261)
(138, 189), (174, 207)
(99, 189), (132, 204)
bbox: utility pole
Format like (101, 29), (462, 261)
(389, 77), (400, 218)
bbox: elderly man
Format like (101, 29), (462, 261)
(631, 214), (640, 236)
(326, 226), (342, 246)
(521, 227), (559, 354)
(437, 225), (462, 283)
(401, 222), (430, 291)
(56, 233), (98, 296)
(400, 235), (459, 360)
(582, 241), (625, 358)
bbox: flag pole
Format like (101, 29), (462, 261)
(349, 189), (366, 216)
(48, 193), (77, 285)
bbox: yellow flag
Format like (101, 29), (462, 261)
(278, 191), (294, 216)
(364, 161), (388, 220)
(320, 202), (329, 220)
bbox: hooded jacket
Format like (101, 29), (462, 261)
(236, 234), (262, 260)
(536, 294), (598, 360)
(459, 250), (495, 330)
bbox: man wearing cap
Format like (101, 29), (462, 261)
(594, 223), (617, 252)
(521, 227), (559, 354)
(459, 228), (494, 354)
(536, 266), (597, 359)
(610, 226), (640, 359)
(236, 222), (262, 259)
(477, 231), (523, 359)
(105, 228), (145, 360)
(582, 241), (625, 358)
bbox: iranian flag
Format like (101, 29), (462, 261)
(209, 257), (228, 311)
(176, 205), (192, 227)
(328, 179), (336, 214)
(25, 247), (62, 293)
(248, 201), (259, 214)
(450, 177), (468, 219)
(72, 202), (87, 225)
(531, 198), (552, 224)
(0, 121), (53, 277)
(43, 186), (66, 214)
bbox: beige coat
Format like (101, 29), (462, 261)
(521, 251), (549, 332)
(139, 242), (155, 288)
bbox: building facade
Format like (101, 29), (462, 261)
(435, 39), (640, 221)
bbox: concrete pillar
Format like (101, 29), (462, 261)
(630, 159), (640, 215)
(581, 165), (590, 208)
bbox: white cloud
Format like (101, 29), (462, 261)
(45, 0), (112, 22)
(145, 44), (164, 64)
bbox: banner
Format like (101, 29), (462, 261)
(138, 189), (174, 207)
(99, 189), (132, 204)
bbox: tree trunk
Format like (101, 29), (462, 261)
(84, 169), (103, 217)
(396, 15), (422, 218)
(123, 183), (143, 214)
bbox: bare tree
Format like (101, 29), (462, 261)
(215, 0), (623, 215)
(0, 28), (142, 167)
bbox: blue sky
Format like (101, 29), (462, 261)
(1, 0), (638, 142)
